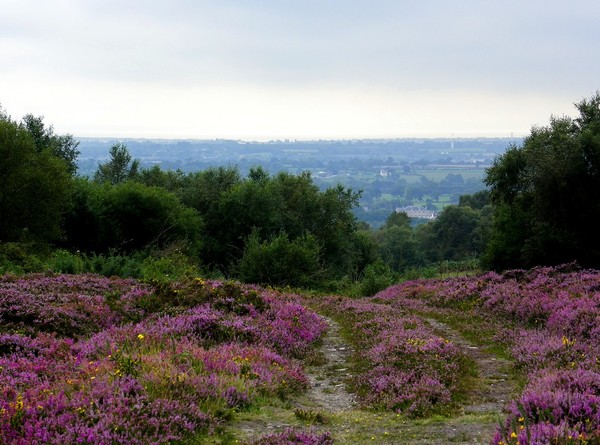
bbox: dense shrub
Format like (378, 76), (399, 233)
(63, 180), (202, 255)
(238, 232), (322, 287)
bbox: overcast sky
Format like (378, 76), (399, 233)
(1, 0), (599, 140)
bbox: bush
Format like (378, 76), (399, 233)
(238, 232), (322, 287)
(0, 242), (45, 274)
(357, 260), (397, 297)
(47, 249), (87, 274)
(63, 180), (203, 255)
(140, 248), (203, 283)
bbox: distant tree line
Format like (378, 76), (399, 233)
(2, 92), (600, 289)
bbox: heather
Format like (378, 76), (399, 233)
(0, 274), (327, 444)
(8, 267), (600, 444)
(251, 428), (334, 445)
(374, 264), (600, 444)
(315, 296), (469, 417)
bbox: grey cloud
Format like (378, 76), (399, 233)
(2, 0), (600, 96)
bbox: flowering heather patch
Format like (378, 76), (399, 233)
(0, 274), (327, 444)
(251, 428), (334, 445)
(0, 273), (150, 337)
(494, 369), (600, 445)
(317, 296), (467, 417)
(372, 265), (600, 444)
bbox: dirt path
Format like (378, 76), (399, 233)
(406, 317), (517, 444)
(304, 316), (356, 412)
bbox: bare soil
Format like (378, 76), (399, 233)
(304, 316), (357, 412)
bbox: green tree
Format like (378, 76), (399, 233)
(358, 260), (397, 297)
(383, 210), (411, 229)
(177, 166), (243, 270)
(417, 205), (481, 262)
(94, 143), (139, 184)
(137, 165), (186, 193)
(373, 225), (422, 272)
(311, 183), (362, 277)
(0, 117), (73, 243)
(180, 167), (362, 280)
(21, 114), (80, 175)
(484, 92), (600, 269)
(459, 190), (490, 210)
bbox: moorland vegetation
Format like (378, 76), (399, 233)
(1, 93), (600, 444)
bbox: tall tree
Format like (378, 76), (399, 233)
(484, 92), (600, 269)
(0, 116), (73, 243)
(62, 179), (202, 254)
(94, 143), (139, 184)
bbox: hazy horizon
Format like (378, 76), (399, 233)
(73, 134), (523, 143)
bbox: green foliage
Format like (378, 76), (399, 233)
(132, 278), (265, 317)
(99, 181), (202, 253)
(366, 204), (486, 278)
(176, 167), (362, 282)
(293, 408), (329, 425)
(94, 143), (140, 184)
(84, 252), (145, 277)
(46, 250), (144, 277)
(2, 103), (495, 287)
(64, 180), (202, 255)
(177, 166), (242, 269)
(383, 211), (411, 229)
(357, 260), (397, 297)
(21, 114), (80, 175)
(140, 249), (204, 283)
(0, 242), (45, 274)
(1, 105), (377, 287)
(459, 190), (490, 210)
(484, 92), (600, 269)
(48, 249), (88, 274)
(0, 117), (73, 244)
(417, 205), (482, 263)
(137, 165), (186, 193)
(237, 232), (322, 287)
(373, 224), (422, 272)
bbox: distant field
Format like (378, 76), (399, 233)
(406, 168), (487, 183)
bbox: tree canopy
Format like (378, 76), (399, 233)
(94, 143), (140, 184)
(0, 114), (73, 243)
(21, 114), (80, 175)
(484, 92), (600, 270)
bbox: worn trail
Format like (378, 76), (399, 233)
(304, 316), (356, 412)
(230, 308), (517, 444)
